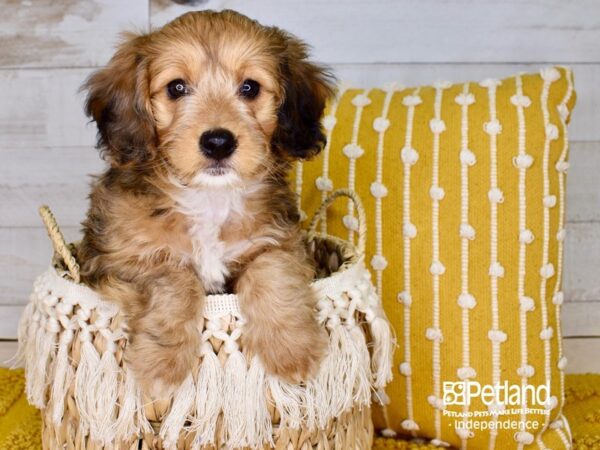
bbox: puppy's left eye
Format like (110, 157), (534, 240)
(167, 79), (188, 99)
(239, 79), (260, 99)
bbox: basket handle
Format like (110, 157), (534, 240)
(308, 189), (367, 255)
(39, 206), (81, 283)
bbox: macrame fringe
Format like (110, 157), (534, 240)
(114, 368), (144, 442)
(50, 329), (74, 425)
(332, 325), (359, 414)
(370, 316), (395, 389)
(244, 357), (273, 448)
(160, 374), (196, 450)
(90, 346), (120, 444)
(74, 331), (101, 435)
(221, 350), (247, 447)
(348, 323), (372, 404)
(267, 377), (304, 429)
(28, 316), (59, 408)
(189, 350), (223, 447)
(18, 258), (393, 449)
(22, 310), (44, 409)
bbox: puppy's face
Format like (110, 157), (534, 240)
(84, 11), (334, 187)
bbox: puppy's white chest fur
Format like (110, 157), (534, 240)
(174, 187), (248, 293)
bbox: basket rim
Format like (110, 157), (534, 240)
(49, 232), (366, 318)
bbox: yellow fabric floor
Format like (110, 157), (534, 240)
(0, 368), (598, 449)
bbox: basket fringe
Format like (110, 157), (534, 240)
(222, 350), (247, 447)
(50, 328), (74, 424)
(74, 330), (101, 435)
(23, 307), (39, 404)
(160, 374), (196, 450)
(329, 325), (357, 415)
(91, 345), (120, 443)
(244, 357), (273, 448)
(189, 350), (223, 446)
(349, 324), (372, 404)
(114, 368), (143, 441)
(28, 315), (59, 408)
(267, 377), (304, 429)
(369, 316), (394, 389)
(304, 377), (325, 430)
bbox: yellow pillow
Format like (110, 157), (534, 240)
(294, 67), (576, 449)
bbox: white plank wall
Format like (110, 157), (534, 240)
(1, 0), (599, 372)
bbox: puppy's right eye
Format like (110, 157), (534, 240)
(167, 79), (188, 99)
(239, 79), (260, 99)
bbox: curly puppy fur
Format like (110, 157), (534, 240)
(78, 10), (335, 397)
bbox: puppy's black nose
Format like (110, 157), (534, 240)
(199, 128), (237, 160)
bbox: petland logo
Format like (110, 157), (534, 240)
(443, 381), (550, 407)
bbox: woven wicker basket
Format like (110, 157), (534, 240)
(15, 189), (393, 450)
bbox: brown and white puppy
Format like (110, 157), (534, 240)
(78, 10), (334, 397)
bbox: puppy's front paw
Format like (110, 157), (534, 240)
(128, 333), (197, 399)
(245, 321), (328, 384)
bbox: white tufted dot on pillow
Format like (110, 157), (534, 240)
(519, 296), (536, 312)
(322, 115), (337, 131)
(460, 148), (477, 166)
(401, 146), (419, 165)
(373, 117), (390, 132)
(488, 188), (504, 203)
(429, 185), (445, 201)
(513, 153), (534, 169)
(484, 119), (502, 135)
(397, 291), (412, 306)
(457, 293), (477, 309)
(402, 95), (422, 107)
(455, 92), (475, 106)
(399, 362), (412, 376)
(343, 143), (364, 159)
(460, 223), (476, 240)
(403, 222), (417, 239)
(488, 330), (507, 343)
(351, 93), (371, 107)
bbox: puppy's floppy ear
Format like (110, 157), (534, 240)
(83, 32), (157, 167)
(271, 32), (335, 159)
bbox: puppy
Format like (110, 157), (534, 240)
(77, 10), (334, 397)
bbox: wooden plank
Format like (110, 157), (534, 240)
(0, 227), (80, 306)
(564, 222), (600, 302)
(0, 147), (104, 228)
(0, 341), (18, 367)
(150, 0), (600, 64)
(0, 0), (148, 69)
(564, 337), (600, 373)
(1, 64), (597, 153)
(562, 302), (600, 338)
(0, 307), (23, 341)
(0, 69), (95, 150)
(566, 142), (600, 223)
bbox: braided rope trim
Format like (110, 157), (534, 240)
(308, 189), (367, 255)
(38, 206), (80, 283)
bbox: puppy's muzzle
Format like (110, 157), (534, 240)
(199, 128), (237, 160)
